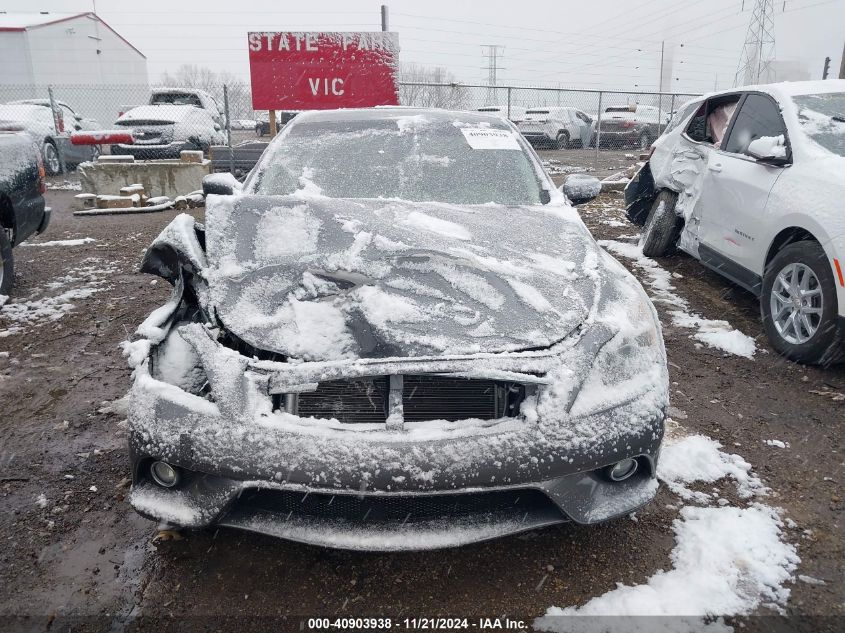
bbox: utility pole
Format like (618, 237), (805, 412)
(482, 45), (504, 105)
(658, 40), (665, 95)
(657, 40), (665, 130)
(840, 41), (845, 79)
(380, 5), (388, 32)
(822, 56), (831, 79)
(735, 0), (776, 86)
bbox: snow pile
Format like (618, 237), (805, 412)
(536, 505), (798, 627)
(658, 434), (766, 502)
(599, 239), (756, 358)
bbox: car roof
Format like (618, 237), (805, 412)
(9, 98), (73, 110)
(703, 79), (845, 101)
(292, 107), (510, 127)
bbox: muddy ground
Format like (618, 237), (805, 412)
(0, 150), (842, 631)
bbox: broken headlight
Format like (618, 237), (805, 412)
(569, 287), (665, 416)
(150, 326), (209, 397)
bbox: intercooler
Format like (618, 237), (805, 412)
(278, 375), (526, 424)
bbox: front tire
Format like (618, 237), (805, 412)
(43, 141), (60, 175)
(638, 132), (652, 150)
(639, 190), (680, 257)
(556, 131), (570, 150)
(761, 241), (841, 364)
(0, 228), (13, 295)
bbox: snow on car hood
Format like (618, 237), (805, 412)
(204, 195), (600, 361)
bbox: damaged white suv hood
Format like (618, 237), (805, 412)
(202, 195), (599, 361)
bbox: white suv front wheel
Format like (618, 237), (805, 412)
(761, 241), (841, 364)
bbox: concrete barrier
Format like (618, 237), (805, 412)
(77, 158), (212, 198)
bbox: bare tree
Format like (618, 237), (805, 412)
(398, 64), (471, 110)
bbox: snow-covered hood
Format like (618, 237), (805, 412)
(203, 195), (601, 361)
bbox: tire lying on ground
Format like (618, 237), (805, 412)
(639, 189), (681, 258)
(0, 229), (13, 295)
(761, 240), (842, 365)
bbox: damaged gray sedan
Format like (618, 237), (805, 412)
(124, 107), (668, 550)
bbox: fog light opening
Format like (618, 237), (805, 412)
(605, 458), (638, 482)
(150, 461), (180, 488)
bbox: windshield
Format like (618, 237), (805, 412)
(152, 93), (202, 108)
(250, 116), (545, 205)
(793, 92), (845, 157)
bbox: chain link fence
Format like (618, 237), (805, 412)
(0, 81), (700, 175)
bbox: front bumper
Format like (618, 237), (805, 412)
(130, 464), (659, 551)
(521, 132), (555, 147)
(128, 342), (665, 549)
(596, 130), (640, 145)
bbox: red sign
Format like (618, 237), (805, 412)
(248, 32), (400, 111)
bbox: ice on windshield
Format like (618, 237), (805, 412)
(793, 92), (845, 157)
(250, 116), (544, 205)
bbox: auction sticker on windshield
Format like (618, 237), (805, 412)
(461, 128), (521, 150)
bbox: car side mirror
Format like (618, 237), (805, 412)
(202, 173), (241, 196)
(562, 174), (601, 205)
(74, 114), (82, 121)
(747, 135), (789, 165)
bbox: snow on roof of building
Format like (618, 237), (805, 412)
(0, 11), (146, 58)
(0, 12), (89, 29)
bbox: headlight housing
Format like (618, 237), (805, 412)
(151, 326), (209, 396)
(569, 280), (666, 417)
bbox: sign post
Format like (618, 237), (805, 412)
(248, 32), (400, 114)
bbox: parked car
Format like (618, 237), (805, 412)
(8, 99), (102, 134)
(518, 106), (593, 149)
(0, 131), (49, 294)
(476, 105), (528, 123)
(626, 80), (845, 364)
(125, 107), (668, 551)
(111, 105), (227, 159)
(596, 104), (669, 149)
(149, 87), (225, 128)
(0, 103), (98, 174)
(230, 118), (258, 130)
(255, 111), (299, 136)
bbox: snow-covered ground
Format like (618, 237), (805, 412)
(0, 257), (115, 338)
(536, 426), (799, 630)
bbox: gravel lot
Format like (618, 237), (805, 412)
(0, 151), (842, 631)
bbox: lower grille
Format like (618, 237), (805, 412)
(284, 375), (526, 424)
(235, 488), (559, 524)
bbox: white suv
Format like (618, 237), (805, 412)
(517, 107), (594, 149)
(626, 80), (845, 363)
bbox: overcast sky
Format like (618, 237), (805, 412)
(5, 0), (844, 94)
